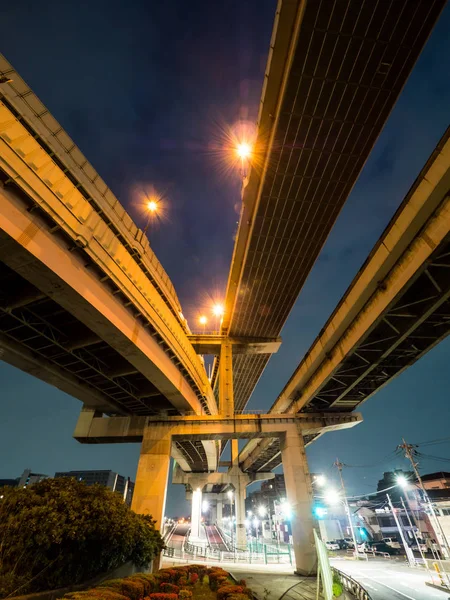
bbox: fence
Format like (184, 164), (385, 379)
(332, 567), (372, 600)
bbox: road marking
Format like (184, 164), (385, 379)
(362, 574), (417, 600)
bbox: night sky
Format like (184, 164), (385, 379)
(1, 1), (450, 517)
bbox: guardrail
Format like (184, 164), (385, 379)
(332, 567), (372, 600)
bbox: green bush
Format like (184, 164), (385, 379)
(0, 479), (164, 597)
(332, 582), (343, 597)
(179, 590), (193, 600)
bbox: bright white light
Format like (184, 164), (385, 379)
(147, 199), (158, 213)
(199, 315), (207, 325)
(212, 304), (224, 317)
(324, 489), (341, 505)
(397, 475), (408, 488)
(281, 501), (292, 519)
(244, 519), (250, 528)
(247, 510), (253, 517)
(314, 475), (326, 487)
(258, 505), (267, 517)
(202, 500), (209, 513)
(227, 490), (233, 500)
(253, 518), (259, 527)
(237, 142), (252, 160)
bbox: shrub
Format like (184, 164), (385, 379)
(238, 580), (246, 587)
(65, 591), (128, 600)
(189, 573), (198, 584)
(147, 594), (178, 600)
(0, 479), (164, 597)
(178, 577), (188, 587)
(159, 583), (179, 594)
(217, 585), (245, 600)
(99, 578), (145, 600)
(207, 568), (229, 591)
(127, 575), (157, 596)
(332, 582), (343, 597)
(179, 591), (193, 600)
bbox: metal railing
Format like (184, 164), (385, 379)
(332, 567), (372, 600)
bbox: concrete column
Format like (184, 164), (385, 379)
(190, 487), (203, 540)
(231, 439), (247, 549)
(281, 424), (316, 575)
(210, 501), (217, 524)
(219, 340), (234, 416)
(131, 427), (171, 532)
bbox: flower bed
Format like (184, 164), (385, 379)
(62, 566), (253, 600)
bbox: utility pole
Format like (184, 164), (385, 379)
(335, 459), (359, 557)
(399, 438), (450, 559)
(400, 496), (430, 574)
(387, 493), (415, 566)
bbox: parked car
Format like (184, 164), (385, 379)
(409, 541), (428, 553)
(383, 537), (401, 549)
(370, 541), (401, 555)
(334, 539), (349, 550)
(343, 537), (355, 548)
(325, 541), (340, 551)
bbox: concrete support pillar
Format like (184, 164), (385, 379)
(281, 425), (316, 575)
(190, 487), (203, 541)
(217, 499), (223, 524)
(230, 439), (247, 550)
(219, 340), (234, 417)
(131, 426), (171, 571)
(131, 428), (171, 532)
(210, 501), (217, 524)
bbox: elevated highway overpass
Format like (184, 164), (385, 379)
(239, 125), (450, 473)
(214, 0), (446, 411)
(0, 0), (447, 576)
(0, 54), (219, 470)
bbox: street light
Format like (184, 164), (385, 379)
(314, 474), (326, 487)
(323, 488), (341, 506)
(212, 304), (224, 331)
(143, 198), (159, 235)
(199, 315), (207, 333)
(236, 142), (252, 160)
(258, 505), (267, 517)
(202, 500), (209, 513)
(397, 475), (408, 488)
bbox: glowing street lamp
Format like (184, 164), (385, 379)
(324, 488), (341, 506)
(258, 505), (267, 518)
(199, 315), (207, 334)
(212, 304), (224, 332)
(397, 475), (408, 488)
(143, 198), (159, 234)
(314, 474), (326, 487)
(236, 142), (252, 160)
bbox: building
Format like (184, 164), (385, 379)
(421, 472), (450, 490)
(54, 470), (134, 505)
(17, 469), (49, 488)
(0, 478), (18, 488)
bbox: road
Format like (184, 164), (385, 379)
(205, 524), (228, 551)
(332, 557), (450, 600)
(166, 523), (189, 550)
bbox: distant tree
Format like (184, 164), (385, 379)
(0, 478), (164, 598)
(376, 469), (415, 504)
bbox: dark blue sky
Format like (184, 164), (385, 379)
(1, 1), (450, 516)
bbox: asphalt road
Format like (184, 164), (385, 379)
(332, 557), (450, 600)
(205, 524), (228, 551)
(166, 523), (190, 550)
